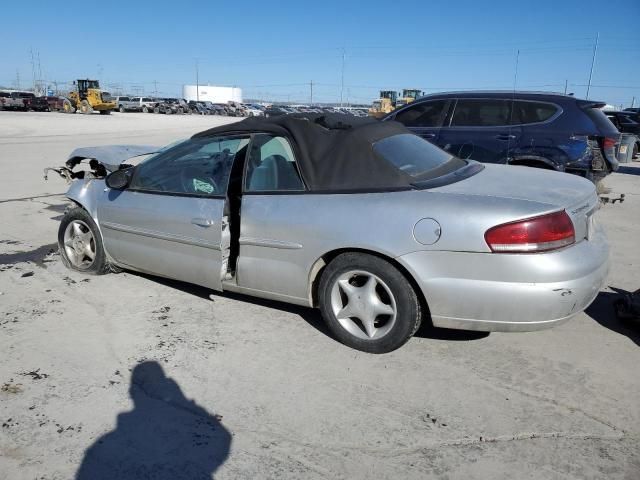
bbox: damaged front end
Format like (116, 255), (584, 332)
(44, 145), (159, 183)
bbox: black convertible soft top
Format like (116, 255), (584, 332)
(193, 113), (416, 191)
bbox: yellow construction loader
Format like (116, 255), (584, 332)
(396, 89), (423, 108)
(63, 79), (116, 114)
(368, 90), (398, 118)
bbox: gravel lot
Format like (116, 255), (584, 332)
(0, 111), (638, 479)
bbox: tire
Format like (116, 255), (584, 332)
(633, 143), (639, 160)
(80, 100), (93, 114)
(154, 107), (160, 114)
(58, 207), (109, 275)
(119, 105), (125, 113)
(62, 99), (75, 114)
(318, 252), (422, 353)
(142, 106), (149, 114)
(99, 109), (111, 115)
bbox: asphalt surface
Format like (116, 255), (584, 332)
(0, 111), (638, 479)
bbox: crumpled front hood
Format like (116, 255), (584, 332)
(67, 145), (159, 172)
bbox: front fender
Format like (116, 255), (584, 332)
(65, 179), (122, 265)
(65, 178), (106, 220)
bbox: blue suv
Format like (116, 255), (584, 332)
(383, 91), (620, 183)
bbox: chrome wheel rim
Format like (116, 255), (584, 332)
(63, 220), (96, 269)
(330, 270), (397, 340)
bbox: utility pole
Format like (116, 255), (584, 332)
(340, 48), (345, 107)
(310, 80), (313, 105)
(512, 49), (520, 91)
(15, 70), (20, 89)
(154, 80), (158, 97)
(586, 32), (599, 99)
(564, 79), (568, 95)
(631, 96), (636, 108)
(30, 48), (36, 92)
(195, 59), (199, 102)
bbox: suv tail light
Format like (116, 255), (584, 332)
(485, 211), (575, 253)
(602, 137), (617, 149)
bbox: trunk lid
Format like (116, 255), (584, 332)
(434, 163), (598, 241)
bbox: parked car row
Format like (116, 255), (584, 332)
(264, 105), (369, 118)
(383, 91), (628, 184)
(0, 91), (71, 112)
(112, 96), (264, 116)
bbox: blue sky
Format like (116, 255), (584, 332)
(1, 0), (638, 106)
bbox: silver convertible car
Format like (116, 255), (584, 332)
(49, 114), (609, 353)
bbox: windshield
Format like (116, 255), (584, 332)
(373, 134), (467, 181)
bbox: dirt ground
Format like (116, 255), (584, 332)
(1, 111), (638, 480)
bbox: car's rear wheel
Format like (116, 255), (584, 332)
(58, 207), (109, 275)
(142, 106), (149, 113)
(318, 253), (422, 353)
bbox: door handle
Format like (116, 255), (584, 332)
(191, 218), (215, 228)
(495, 134), (517, 140)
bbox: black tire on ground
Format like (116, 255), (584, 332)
(119, 105), (125, 113)
(142, 106), (149, 113)
(58, 207), (109, 275)
(318, 252), (422, 353)
(633, 143), (639, 159)
(154, 107), (160, 114)
(99, 109), (111, 115)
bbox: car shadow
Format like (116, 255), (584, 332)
(75, 361), (231, 480)
(616, 165), (640, 176)
(585, 288), (640, 347)
(414, 324), (489, 341)
(134, 273), (489, 345)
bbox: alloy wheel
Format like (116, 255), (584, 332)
(63, 220), (96, 270)
(330, 270), (397, 340)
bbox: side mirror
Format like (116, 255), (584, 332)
(106, 168), (133, 190)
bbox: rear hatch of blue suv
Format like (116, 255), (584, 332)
(383, 92), (620, 184)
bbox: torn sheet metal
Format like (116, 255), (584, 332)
(66, 145), (160, 172)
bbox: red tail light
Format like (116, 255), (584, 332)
(485, 211), (575, 253)
(603, 137), (617, 149)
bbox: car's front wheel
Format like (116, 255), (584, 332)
(58, 207), (109, 274)
(318, 252), (422, 353)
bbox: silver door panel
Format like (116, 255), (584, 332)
(97, 190), (225, 290)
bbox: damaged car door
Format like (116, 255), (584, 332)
(97, 136), (249, 290)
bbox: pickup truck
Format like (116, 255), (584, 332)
(130, 96), (157, 113)
(114, 96), (141, 112)
(44, 96), (67, 112)
(0, 91), (35, 111)
(30, 96), (50, 112)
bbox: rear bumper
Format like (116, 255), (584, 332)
(396, 227), (609, 332)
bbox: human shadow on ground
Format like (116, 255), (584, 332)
(585, 288), (640, 347)
(136, 273), (488, 345)
(75, 361), (231, 480)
